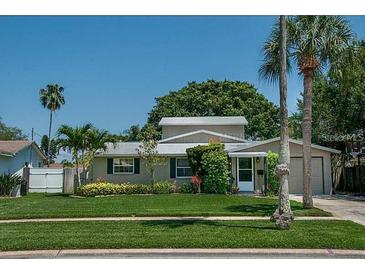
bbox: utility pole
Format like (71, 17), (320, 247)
(29, 128), (34, 167)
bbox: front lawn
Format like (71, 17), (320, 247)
(0, 220), (364, 251)
(0, 193), (330, 219)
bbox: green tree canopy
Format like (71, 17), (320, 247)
(147, 80), (280, 140)
(40, 135), (58, 163)
(0, 118), (27, 140)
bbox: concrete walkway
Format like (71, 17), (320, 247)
(1, 248), (365, 259)
(0, 216), (341, 224)
(290, 195), (365, 226)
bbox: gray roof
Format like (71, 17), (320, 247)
(95, 142), (252, 157)
(229, 137), (341, 154)
(96, 137), (341, 157)
(159, 116), (248, 126)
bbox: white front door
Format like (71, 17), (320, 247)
(237, 157), (254, 192)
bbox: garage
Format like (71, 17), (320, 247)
(231, 137), (339, 195)
(289, 157), (324, 195)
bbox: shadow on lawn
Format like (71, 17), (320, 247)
(224, 203), (304, 215)
(224, 204), (275, 215)
(44, 193), (71, 198)
(140, 220), (277, 230)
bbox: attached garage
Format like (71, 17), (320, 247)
(289, 157), (324, 195)
(230, 137), (341, 195)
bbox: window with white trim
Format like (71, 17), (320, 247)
(113, 158), (134, 174)
(176, 158), (193, 178)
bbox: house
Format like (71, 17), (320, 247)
(0, 140), (46, 176)
(92, 116), (340, 195)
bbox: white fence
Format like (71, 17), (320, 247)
(29, 168), (64, 193)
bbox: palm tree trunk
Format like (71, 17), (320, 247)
(81, 150), (85, 183)
(302, 71), (314, 208)
(47, 110), (53, 167)
(75, 154), (80, 189)
(271, 15), (293, 229)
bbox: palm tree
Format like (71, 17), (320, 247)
(260, 16), (354, 208)
(84, 127), (116, 180)
(57, 124), (92, 187)
(40, 84), (65, 166)
(268, 16), (293, 229)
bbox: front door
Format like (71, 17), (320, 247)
(237, 157), (254, 192)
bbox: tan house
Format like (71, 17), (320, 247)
(92, 116), (340, 195)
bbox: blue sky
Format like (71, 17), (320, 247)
(1, 16), (365, 149)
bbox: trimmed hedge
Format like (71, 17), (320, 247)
(77, 181), (175, 197)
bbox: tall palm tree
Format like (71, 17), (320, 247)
(268, 16), (293, 229)
(260, 16), (354, 208)
(40, 84), (65, 166)
(57, 124), (92, 187)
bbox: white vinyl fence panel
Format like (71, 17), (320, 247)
(29, 168), (63, 193)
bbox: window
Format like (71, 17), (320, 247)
(113, 158), (134, 174)
(176, 158), (193, 178)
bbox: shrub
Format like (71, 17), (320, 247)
(76, 181), (175, 197)
(150, 181), (175, 194)
(201, 150), (230, 194)
(0, 173), (23, 196)
(267, 150), (280, 195)
(186, 144), (225, 177)
(179, 182), (193, 194)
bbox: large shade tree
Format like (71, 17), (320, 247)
(260, 16), (354, 208)
(40, 84), (65, 166)
(147, 80), (280, 140)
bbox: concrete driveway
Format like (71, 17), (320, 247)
(291, 195), (365, 226)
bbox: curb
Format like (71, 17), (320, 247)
(1, 248), (365, 258)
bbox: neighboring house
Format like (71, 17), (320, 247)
(92, 116), (340, 195)
(0, 141), (46, 176)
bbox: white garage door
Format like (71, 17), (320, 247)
(288, 157), (324, 195)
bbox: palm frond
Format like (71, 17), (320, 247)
(259, 18), (292, 84)
(39, 84), (65, 111)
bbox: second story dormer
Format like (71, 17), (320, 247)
(158, 116), (247, 143)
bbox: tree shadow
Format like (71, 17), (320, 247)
(224, 203), (304, 215)
(140, 220), (278, 230)
(44, 193), (71, 198)
(224, 204), (276, 215)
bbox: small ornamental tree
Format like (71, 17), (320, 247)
(137, 128), (167, 184)
(201, 150), (230, 194)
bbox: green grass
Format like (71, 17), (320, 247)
(0, 194), (331, 219)
(0, 220), (364, 251)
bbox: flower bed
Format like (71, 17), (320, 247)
(77, 181), (176, 197)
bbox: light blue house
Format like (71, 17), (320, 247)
(0, 141), (46, 175)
